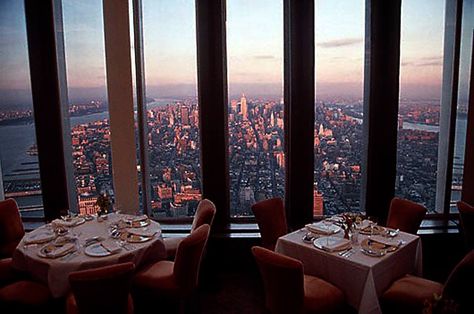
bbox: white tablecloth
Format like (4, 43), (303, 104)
(12, 213), (166, 297)
(275, 229), (422, 314)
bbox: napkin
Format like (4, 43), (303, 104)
(357, 219), (371, 231)
(306, 222), (339, 235)
(369, 235), (400, 247)
(101, 240), (122, 254)
(320, 237), (351, 252)
(126, 228), (157, 237)
(52, 217), (81, 227)
(41, 243), (76, 258)
(24, 230), (56, 244)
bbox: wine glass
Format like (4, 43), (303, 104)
(322, 219), (332, 245)
(367, 216), (378, 235)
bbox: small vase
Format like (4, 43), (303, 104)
(344, 228), (350, 239)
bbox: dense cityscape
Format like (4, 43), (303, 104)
(0, 96), (462, 218)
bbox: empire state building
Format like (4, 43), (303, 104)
(240, 94), (248, 121)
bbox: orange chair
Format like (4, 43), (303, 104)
(67, 262), (135, 314)
(163, 199), (216, 259)
(386, 197), (427, 234)
(252, 246), (345, 314)
(132, 224), (210, 313)
(457, 201), (474, 250)
(381, 250), (474, 314)
(251, 198), (287, 251)
(0, 199), (25, 258)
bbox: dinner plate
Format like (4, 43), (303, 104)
(360, 238), (397, 257)
(120, 232), (153, 243)
(358, 225), (385, 235)
(313, 236), (351, 252)
(84, 243), (113, 257)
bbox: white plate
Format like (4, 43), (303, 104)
(313, 236), (351, 252)
(84, 243), (112, 257)
(306, 222), (342, 235)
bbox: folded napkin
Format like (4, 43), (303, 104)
(306, 222), (340, 235)
(24, 230), (56, 244)
(320, 237), (351, 252)
(101, 240), (122, 254)
(40, 243), (76, 258)
(369, 235), (400, 247)
(53, 217), (82, 227)
(126, 228), (157, 237)
(357, 219), (371, 231)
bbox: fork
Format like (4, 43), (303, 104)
(338, 248), (352, 256)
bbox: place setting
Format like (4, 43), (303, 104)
(359, 235), (404, 257)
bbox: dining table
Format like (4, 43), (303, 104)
(275, 221), (422, 314)
(12, 212), (166, 298)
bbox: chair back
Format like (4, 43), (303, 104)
(174, 224), (210, 295)
(69, 262), (135, 314)
(0, 199), (25, 258)
(443, 250), (474, 314)
(191, 199), (216, 232)
(251, 198), (287, 251)
(252, 246), (304, 314)
(386, 197), (426, 234)
(457, 201), (474, 250)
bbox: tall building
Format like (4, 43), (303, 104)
(241, 94), (248, 120)
(313, 188), (324, 216)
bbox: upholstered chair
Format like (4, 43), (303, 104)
(132, 224), (211, 313)
(386, 197), (427, 234)
(457, 201), (474, 250)
(0, 257), (52, 314)
(164, 199), (216, 259)
(251, 198), (287, 251)
(252, 246), (345, 314)
(381, 250), (474, 314)
(0, 199), (25, 258)
(67, 262), (135, 314)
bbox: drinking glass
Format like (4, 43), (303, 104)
(322, 219), (331, 245)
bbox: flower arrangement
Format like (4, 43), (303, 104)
(96, 193), (112, 216)
(341, 212), (363, 239)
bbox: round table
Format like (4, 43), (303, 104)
(12, 213), (166, 298)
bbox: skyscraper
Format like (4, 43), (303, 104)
(241, 94), (248, 120)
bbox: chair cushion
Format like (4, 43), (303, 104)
(0, 280), (51, 305)
(163, 237), (184, 260)
(381, 275), (443, 314)
(132, 260), (179, 297)
(303, 274), (345, 314)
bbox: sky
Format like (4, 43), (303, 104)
(0, 0), (472, 107)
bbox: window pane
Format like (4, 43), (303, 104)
(451, 0), (474, 212)
(143, 0), (201, 220)
(227, 0), (284, 217)
(396, 0), (445, 213)
(0, 0), (44, 219)
(314, 0), (365, 216)
(63, 0), (114, 215)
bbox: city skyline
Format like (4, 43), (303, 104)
(3, 0), (472, 107)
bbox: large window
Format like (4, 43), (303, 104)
(0, 0), (43, 219)
(62, 0), (114, 215)
(450, 0), (474, 212)
(314, 0), (365, 216)
(396, 0), (445, 213)
(227, 0), (284, 217)
(143, 0), (201, 219)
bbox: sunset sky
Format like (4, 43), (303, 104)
(0, 0), (472, 105)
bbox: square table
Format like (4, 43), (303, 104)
(275, 229), (422, 314)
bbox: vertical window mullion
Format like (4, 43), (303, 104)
(284, 0), (315, 230)
(461, 30), (474, 205)
(132, 0), (152, 215)
(361, 0), (402, 223)
(196, 0), (230, 232)
(436, 0), (463, 216)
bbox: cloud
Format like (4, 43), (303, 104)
(401, 56), (443, 67)
(318, 38), (363, 48)
(253, 55), (276, 60)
